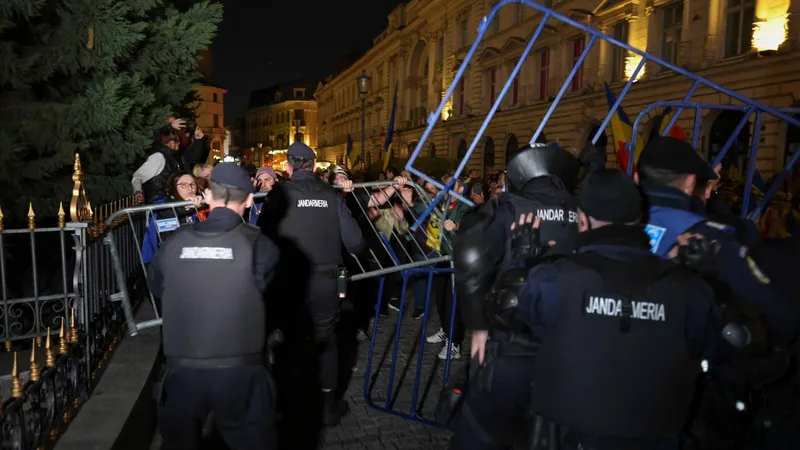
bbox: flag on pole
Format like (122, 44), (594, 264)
(383, 81), (399, 171)
(650, 106), (688, 142)
(604, 82), (644, 174)
(346, 134), (359, 168)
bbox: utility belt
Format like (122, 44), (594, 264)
(165, 352), (264, 369)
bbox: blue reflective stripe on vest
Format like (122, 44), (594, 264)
(645, 206), (706, 257)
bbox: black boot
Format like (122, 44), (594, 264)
(322, 390), (349, 427)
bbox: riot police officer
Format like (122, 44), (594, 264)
(637, 136), (799, 347)
(454, 143), (584, 334)
(447, 143), (584, 449)
(150, 163), (280, 449)
(515, 169), (729, 450)
(257, 142), (364, 427)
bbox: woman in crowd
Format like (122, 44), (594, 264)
(141, 172), (204, 264)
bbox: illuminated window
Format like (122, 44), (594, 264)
(539, 48), (549, 101)
(724, 0), (755, 57)
(611, 22), (628, 82)
(660, 2), (683, 68)
(571, 38), (585, 92)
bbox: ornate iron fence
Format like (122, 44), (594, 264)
(0, 154), (146, 450)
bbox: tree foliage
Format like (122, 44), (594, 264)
(0, 0), (223, 222)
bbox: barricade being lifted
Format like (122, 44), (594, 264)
(405, 0), (800, 228)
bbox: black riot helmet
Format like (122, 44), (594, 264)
(506, 143), (581, 193)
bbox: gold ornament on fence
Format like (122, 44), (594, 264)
(30, 338), (40, 382)
(28, 203), (36, 230)
(70, 308), (79, 344)
(58, 202), (66, 228)
(45, 328), (55, 368)
(69, 154), (92, 222)
(10, 352), (23, 399)
(59, 318), (68, 354)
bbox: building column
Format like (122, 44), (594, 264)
(678, 0), (692, 67)
(426, 36), (437, 115)
(704, 0), (721, 67)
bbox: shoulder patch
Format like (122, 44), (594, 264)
(644, 224), (667, 253)
(704, 221), (730, 231)
(745, 256), (771, 284)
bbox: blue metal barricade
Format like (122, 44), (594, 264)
(405, 0), (800, 228)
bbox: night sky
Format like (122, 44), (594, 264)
(212, 0), (405, 122)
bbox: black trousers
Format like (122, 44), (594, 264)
(449, 351), (537, 450)
(307, 275), (340, 390)
(434, 272), (464, 347)
(158, 365), (276, 450)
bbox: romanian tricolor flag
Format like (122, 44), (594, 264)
(346, 134), (360, 168)
(650, 106), (688, 142)
(604, 82), (644, 173)
(382, 81), (398, 171)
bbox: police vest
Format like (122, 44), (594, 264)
(277, 179), (342, 267)
(498, 189), (578, 257)
(159, 223), (265, 360)
(143, 148), (184, 204)
(531, 250), (699, 438)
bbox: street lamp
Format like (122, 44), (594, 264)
(293, 119), (302, 145)
(357, 71), (371, 173)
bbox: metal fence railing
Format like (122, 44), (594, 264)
(0, 154), (147, 449)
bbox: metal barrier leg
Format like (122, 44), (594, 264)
(103, 234), (138, 336)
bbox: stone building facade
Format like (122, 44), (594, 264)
(315, 0), (800, 176)
(244, 81), (318, 167)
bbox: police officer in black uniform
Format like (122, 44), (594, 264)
(446, 143), (586, 449)
(512, 169), (730, 450)
(453, 143), (585, 333)
(257, 142), (364, 427)
(637, 137), (799, 348)
(150, 163), (280, 449)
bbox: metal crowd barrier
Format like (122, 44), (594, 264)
(104, 180), (470, 335)
(404, 0), (800, 227)
(101, 179), (471, 425)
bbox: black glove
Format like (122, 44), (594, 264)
(677, 237), (719, 277)
(510, 220), (548, 268)
(579, 143), (607, 174)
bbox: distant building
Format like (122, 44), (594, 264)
(315, 0), (800, 176)
(192, 48), (227, 163)
(243, 80), (319, 167)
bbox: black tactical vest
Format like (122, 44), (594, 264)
(159, 223), (265, 359)
(531, 251), (699, 438)
(143, 148), (184, 204)
(498, 188), (578, 257)
(278, 179), (342, 268)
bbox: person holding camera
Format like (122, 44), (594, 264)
(132, 116), (210, 204)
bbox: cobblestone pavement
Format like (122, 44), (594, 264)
(150, 297), (468, 450)
(319, 305), (466, 450)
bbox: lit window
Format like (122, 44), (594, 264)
(724, 0), (755, 57)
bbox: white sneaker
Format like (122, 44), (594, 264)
(438, 343), (461, 360)
(426, 328), (447, 344)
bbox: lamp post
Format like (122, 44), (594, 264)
(292, 119), (302, 145)
(357, 71), (371, 173)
